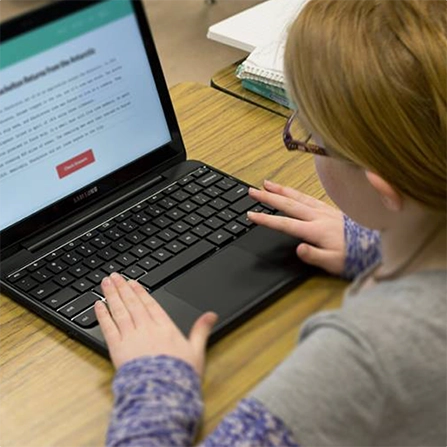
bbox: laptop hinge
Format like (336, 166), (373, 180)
(26, 174), (165, 253)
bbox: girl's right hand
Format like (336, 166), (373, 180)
(248, 180), (345, 276)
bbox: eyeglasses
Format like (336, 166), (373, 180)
(283, 111), (329, 156)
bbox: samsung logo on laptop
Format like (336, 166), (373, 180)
(73, 186), (99, 204)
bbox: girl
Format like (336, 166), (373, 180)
(95, 0), (446, 445)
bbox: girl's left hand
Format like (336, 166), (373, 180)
(95, 272), (218, 377)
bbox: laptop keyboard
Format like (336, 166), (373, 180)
(6, 166), (274, 330)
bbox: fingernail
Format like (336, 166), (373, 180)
(264, 179), (274, 187)
(110, 272), (120, 280)
(102, 277), (111, 286)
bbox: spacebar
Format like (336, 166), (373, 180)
(138, 240), (216, 289)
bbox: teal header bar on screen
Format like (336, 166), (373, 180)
(0, 0), (133, 70)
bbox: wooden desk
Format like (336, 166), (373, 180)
(0, 83), (346, 446)
(211, 62), (290, 118)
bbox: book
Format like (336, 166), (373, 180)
(241, 78), (294, 109)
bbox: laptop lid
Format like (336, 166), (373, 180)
(0, 0), (185, 252)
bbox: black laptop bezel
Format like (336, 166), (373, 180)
(0, 0), (185, 251)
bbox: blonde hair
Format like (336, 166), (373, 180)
(285, 0), (446, 211)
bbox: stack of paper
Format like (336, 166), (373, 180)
(208, 0), (308, 109)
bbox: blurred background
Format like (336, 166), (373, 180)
(0, 0), (263, 86)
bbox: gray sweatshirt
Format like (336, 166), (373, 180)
(251, 269), (447, 446)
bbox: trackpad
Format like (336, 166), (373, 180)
(166, 246), (291, 319)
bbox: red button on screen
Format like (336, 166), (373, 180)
(56, 149), (95, 179)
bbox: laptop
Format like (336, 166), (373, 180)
(0, 0), (314, 356)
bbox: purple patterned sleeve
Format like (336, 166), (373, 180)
(201, 398), (299, 447)
(343, 215), (381, 280)
(107, 356), (299, 447)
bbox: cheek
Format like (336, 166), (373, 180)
(314, 156), (345, 205)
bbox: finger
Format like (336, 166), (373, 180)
(111, 274), (151, 328)
(296, 243), (344, 276)
(94, 300), (121, 346)
(263, 179), (329, 210)
(129, 280), (171, 325)
(249, 187), (316, 221)
(189, 312), (218, 354)
(247, 211), (319, 243)
(101, 276), (134, 332)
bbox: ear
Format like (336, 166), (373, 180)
(365, 171), (403, 212)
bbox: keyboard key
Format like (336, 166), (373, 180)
(115, 253), (137, 267)
(191, 193), (210, 205)
(112, 240), (132, 253)
(118, 221), (138, 233)
(97, 248), (118, 261)
(178, 233), (199, 246)
(196, 205), (215, 218)
(222, 185), (249, 203)
(16, 277), (38, 292)
(158, 229), (177, 242)
(101, 262), (122, 274)
(144, 237), (163, 250)
(203, 185), (223, 198)
(192, 166), (209, 178)
(73, 306), (98, 328)
(31, 268), (52, 283)
(218, 209), (237, 222)
(125, 231), (146, 244)
(61, 252), (81, 266)
(47, 260), (67, 274)
(163, 184), (180, 195)
(183, 213), (203, 226)
(63, 240), (82, 252)
(138, 225), (158, 237)
(229, 196), (257, 214)
(69, 263), (91, 278)
(178, 201), (198, 213)
(236, 214), (255, 228)
(171, 189), (191, 202)
(204, 216), (225, 230)
(225, 222), (246, 236)
(152, 216), (173, 229)
(208, 197), (228, 211)
(132, 213), (150, 225)
(131, 202), (148, 212)
(145, 204), (164, 217)
(83, 256), (104, 269)
(216, 177), (236, 191)
(150, 249), (173, 263)
(105, 228), (125, 241)
(90, 235), (111, 248)
(159, 198), (177, 210)
(139, 240), (215, 290)
(137, 257), (159, 271)
(170, 221), (191, 234)
(197, 172), (222, 186)
(87, 270), (107, 285)
(43, 287), (78, 309)
(76, 244), (95, 257)
(115, 211), (132, 222)
(59, 292), (99, 319)
(27, 259), (46, 272)
(178, 175), (194, 185)
(30, 281), (59, 300)
(164, 241), (186, 254)
(165, 208), (186, 221)
(207, 229), (233, 247)
(97, 221), (113, 232)
(183, 183), (202, 195)
(191, 224), (212, 237)
(54, 273), (75, 287)
(130, 245), (151, 258)
(81, 231), (98, 242)
(122, 265), (146, 279)
(45, 249), (64, 261)
(72, 279), (94, 293)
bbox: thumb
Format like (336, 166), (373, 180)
(297, 243), (344, 276)
(189, 312), (218, 353)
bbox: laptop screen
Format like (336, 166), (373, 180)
(0, 0), (171, 232)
